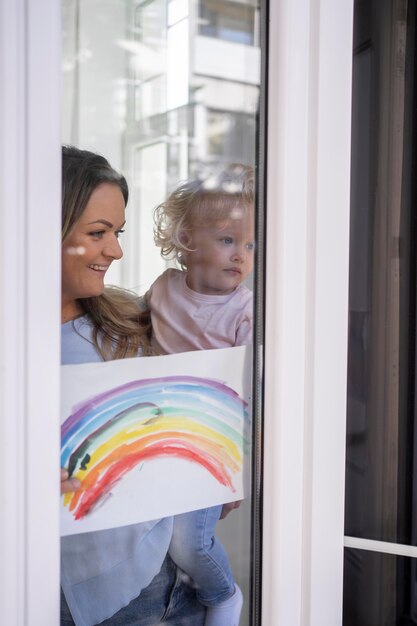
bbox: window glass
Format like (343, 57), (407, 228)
(345, 0), (416, 547)
(61, 1), (262, 624)
(344, 0), (417, 622)
(344, 549), (417, 625)
(133, 0), (167, 119)
(198, 0), (256, 45)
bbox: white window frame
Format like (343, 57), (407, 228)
(0, 1), (61, 624)
(262, 1), (354, 624)
(0, 1), (354, 624)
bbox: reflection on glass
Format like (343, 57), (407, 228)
(344, 548), (417, 625)
(62, 1), (261, 625)
(345, 0), (417, 545)
(62, 0), (260, 292)
(207, 110), (256, 160)
(199, 0), (256, 45)
(134, 0), (167, 119)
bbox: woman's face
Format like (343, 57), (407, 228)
(61, 183), (126, 319)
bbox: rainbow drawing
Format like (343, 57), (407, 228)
(61, 375), (249, 520)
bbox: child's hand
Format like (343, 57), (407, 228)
(220, 500), (242, 519)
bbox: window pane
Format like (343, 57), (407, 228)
(345, 0), (417, 545)
(198, 0), (256, 45)
(344, 548), (417, 625)
(61, 1), (262, 625)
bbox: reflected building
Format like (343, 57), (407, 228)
(62, 0), (260, 292)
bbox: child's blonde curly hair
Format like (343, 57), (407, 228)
(154, 164), (254, 268)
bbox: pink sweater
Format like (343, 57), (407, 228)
(147, 268), (253, 354)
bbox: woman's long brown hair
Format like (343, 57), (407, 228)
(62, 146), (151, 359)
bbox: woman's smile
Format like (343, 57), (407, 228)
(88, 263), (110, 272)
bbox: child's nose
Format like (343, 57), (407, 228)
(231, 246), (245, 262)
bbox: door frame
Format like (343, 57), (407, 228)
(0, 1), (61, 624)
(0, 1), (354, 624)
(262, 1), (353, 624)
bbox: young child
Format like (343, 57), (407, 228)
(146, 164), (254, 626)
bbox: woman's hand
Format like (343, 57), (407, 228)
(220, 500), (242, 520)
(61, 468), (81, 495)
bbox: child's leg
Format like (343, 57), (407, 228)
(168, 507), (239, 611)
(204, 583), (243, 626)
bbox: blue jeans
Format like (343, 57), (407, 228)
(60, 555), (206, 626)
(168, 506), (235, 607)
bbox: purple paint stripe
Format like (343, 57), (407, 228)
(61, 376), (244, 438)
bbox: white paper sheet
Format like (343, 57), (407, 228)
(60, 346), (252, 536)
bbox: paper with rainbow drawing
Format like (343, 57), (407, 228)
(60, 346), (251, 536)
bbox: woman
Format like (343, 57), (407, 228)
(60, 145), (206, 626)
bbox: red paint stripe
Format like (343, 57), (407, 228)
(68, 431), (239, 515)
(73, 443), (235, 520)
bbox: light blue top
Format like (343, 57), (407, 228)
(61, 316), (173, 626)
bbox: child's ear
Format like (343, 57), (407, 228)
(179, 230), (191, 248)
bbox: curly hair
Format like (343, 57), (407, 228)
(154, 164), (254, 268)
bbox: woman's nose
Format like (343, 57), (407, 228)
(104, 236), (123, 260)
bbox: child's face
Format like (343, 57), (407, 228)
(184, 209), (254, 295)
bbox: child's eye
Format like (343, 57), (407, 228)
(221, 237), (233, 245)
(246, 242), (255, 251)
(116, 229), (125, 239)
